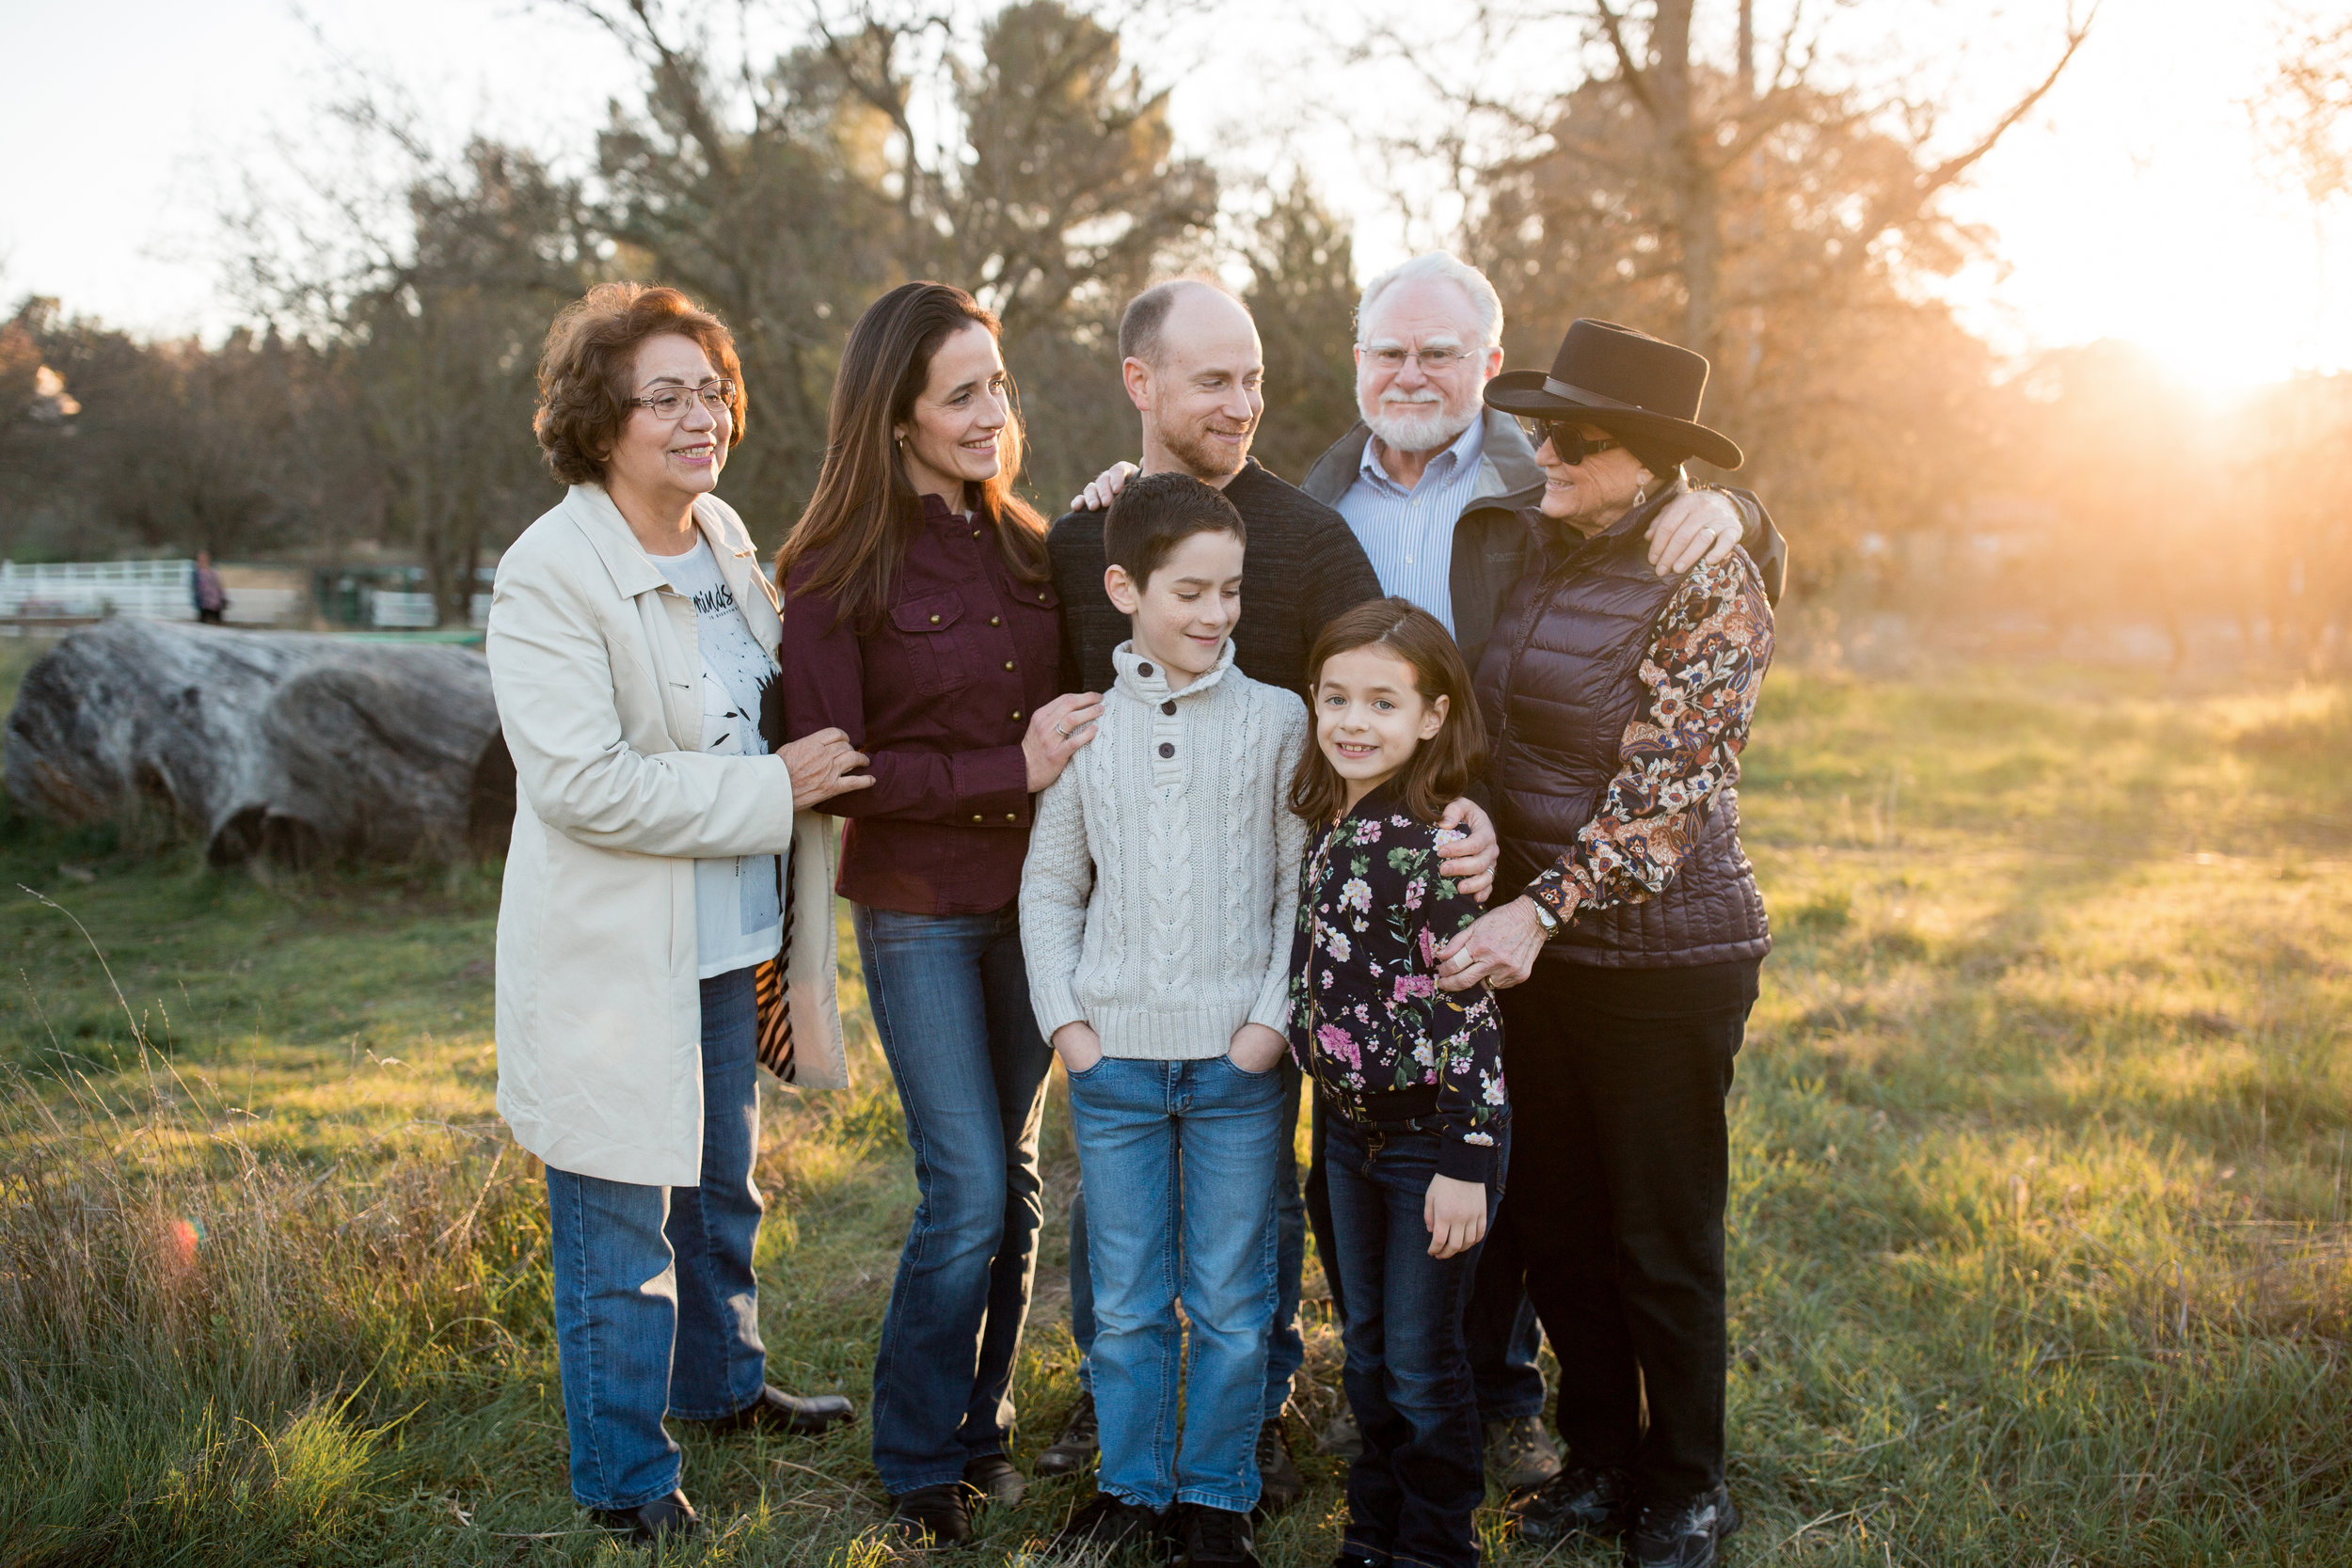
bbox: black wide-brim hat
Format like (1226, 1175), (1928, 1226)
(1486, 318), (1743, 470)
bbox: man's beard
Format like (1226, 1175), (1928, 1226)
(1365, 392), (1476, 455)
(1163, 419), (1254, 482)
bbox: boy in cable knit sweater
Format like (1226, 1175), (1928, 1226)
(1021, 473), (1309, 1549)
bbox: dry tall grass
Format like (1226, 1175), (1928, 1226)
(0, 663), (2347, 1564)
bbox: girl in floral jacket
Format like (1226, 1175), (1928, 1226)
(1286, 598), (1506, 1568)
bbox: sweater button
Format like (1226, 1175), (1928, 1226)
(1011, 709), (1022, 721)
(1003, 660), (1015, 671)
(971, 529), (981, 539)
(929, 613), (941, 624)
(1006, 813), (1017, 821)
(1136, 661), (1154, 677)
(971, 814), (982, 822)
(1157, 741), (1174, 759)
(990, 616), (1001, 626)
(1161, 701), (1175, 716)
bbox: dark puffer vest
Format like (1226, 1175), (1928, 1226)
(1473, 486), (1772, 969)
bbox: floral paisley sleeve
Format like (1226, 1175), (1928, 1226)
(1524, 552), (1774, 926)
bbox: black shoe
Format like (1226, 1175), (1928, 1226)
(590, 1488), (701, 1544)
(1623, 1485), (1740, 1568)
(1034, 1389), (1099, 1476)
(964, 1451), (1028, 1506)
(697, 1384), (857, 1437)
(1508, 1462), (1635, 1543)
(889, 1481), (975, 1547)
(1253, 1417), (1304, 1516)
(1054, 1490), (1164, 1554)
(1172, 1501), (1262, 1567)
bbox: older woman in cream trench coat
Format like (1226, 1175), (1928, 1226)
(487, 282), (872, 1545)
(490, 482), (844, 1184)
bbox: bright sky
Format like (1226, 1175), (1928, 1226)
(3, 0), (2346, 393)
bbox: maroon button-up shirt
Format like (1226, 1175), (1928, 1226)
(778, 492), (1066, 915)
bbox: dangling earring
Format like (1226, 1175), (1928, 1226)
(1634, 483), (1647, 508)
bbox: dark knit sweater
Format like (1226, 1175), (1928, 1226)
(1049, 458), (1383, 698)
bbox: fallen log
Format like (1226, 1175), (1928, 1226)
(4, 618), (513, 866)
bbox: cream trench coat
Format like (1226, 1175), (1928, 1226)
(487, 483), (846, 1188)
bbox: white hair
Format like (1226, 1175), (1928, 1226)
(1355, 251), (1503, 353)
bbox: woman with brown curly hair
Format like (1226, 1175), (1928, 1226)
(773, 281), (1103, 1545)
(485, 281), (872, 1545)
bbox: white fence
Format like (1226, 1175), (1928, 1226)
(365, 590), (491, 629)
(0, 560), (304, 626)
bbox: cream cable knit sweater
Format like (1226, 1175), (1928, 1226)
(1021, 639), (1310, 1060)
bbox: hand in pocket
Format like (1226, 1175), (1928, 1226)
(1226, 1022), (1287, 1074)
(1053, 1022), (1104, 1074)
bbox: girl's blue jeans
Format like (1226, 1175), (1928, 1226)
(1325, 1112), (1510, 1568)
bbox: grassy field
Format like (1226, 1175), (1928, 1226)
(1, 649), (2347, 1566)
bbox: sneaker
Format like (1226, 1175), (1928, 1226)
(1172, 1501), (1262, 1567)
(1254, 1418), (1305, 1515)
(1623, 1484), (1741, 1568)
(1317, 1405), (1363, 1461)
(1507, 1462), (1634, 1543)
(964, 1451), (1027, 1506)
(1034, 1389), (1099, 1477)
(888, 1481), (975, 1546)
(1485, 1414), (1564, 1492)
(1054, 1490), (1165, 1555)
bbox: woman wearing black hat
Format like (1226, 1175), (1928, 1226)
(1430, 320), (1772, 1568)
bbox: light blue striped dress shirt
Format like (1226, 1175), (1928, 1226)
(1333, 416), (1488, 636)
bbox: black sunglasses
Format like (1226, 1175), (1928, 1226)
(1518, 418), (1621, 466)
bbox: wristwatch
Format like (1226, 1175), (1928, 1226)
(1528, 896), (1562, 940)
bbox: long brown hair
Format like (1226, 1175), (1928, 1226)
(1289, 597), (1487, 826)
(776, 282), (1049, 627)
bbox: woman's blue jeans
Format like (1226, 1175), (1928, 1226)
(853, 902), (1055, 1496)
(544, 967), (768, 1512)
(1325, 1113), (1510, 1568)
(1066, 1053), (1286, 1513)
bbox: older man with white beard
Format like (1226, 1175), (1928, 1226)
(1298, 251), (1784, 672)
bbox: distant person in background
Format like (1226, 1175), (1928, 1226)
(191, 551), (227, 625)
(1441, 319), (1775, 1568)
(486, 281), (867, 1547)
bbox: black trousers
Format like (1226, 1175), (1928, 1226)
(1494, 956), (1758, 1502)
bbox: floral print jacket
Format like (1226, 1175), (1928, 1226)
(1285, 782), (1508, 1184)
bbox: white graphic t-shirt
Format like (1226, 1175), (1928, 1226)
(653, 538), (785, 978)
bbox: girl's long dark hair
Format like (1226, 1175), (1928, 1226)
(1290, 597), (1487, 826)
(776, 282), (1049, 627)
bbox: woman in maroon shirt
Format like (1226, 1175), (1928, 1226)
(775, 283), (1101, 1546)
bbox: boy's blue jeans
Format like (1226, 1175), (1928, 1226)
(853, 902), (1055, 1497)
(1325, 1114), (1510, 1568)
(1066, 1053), (1286, 1512)
(544, 968), (768, 1512)
(1068, 1055), (1308, 1420)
